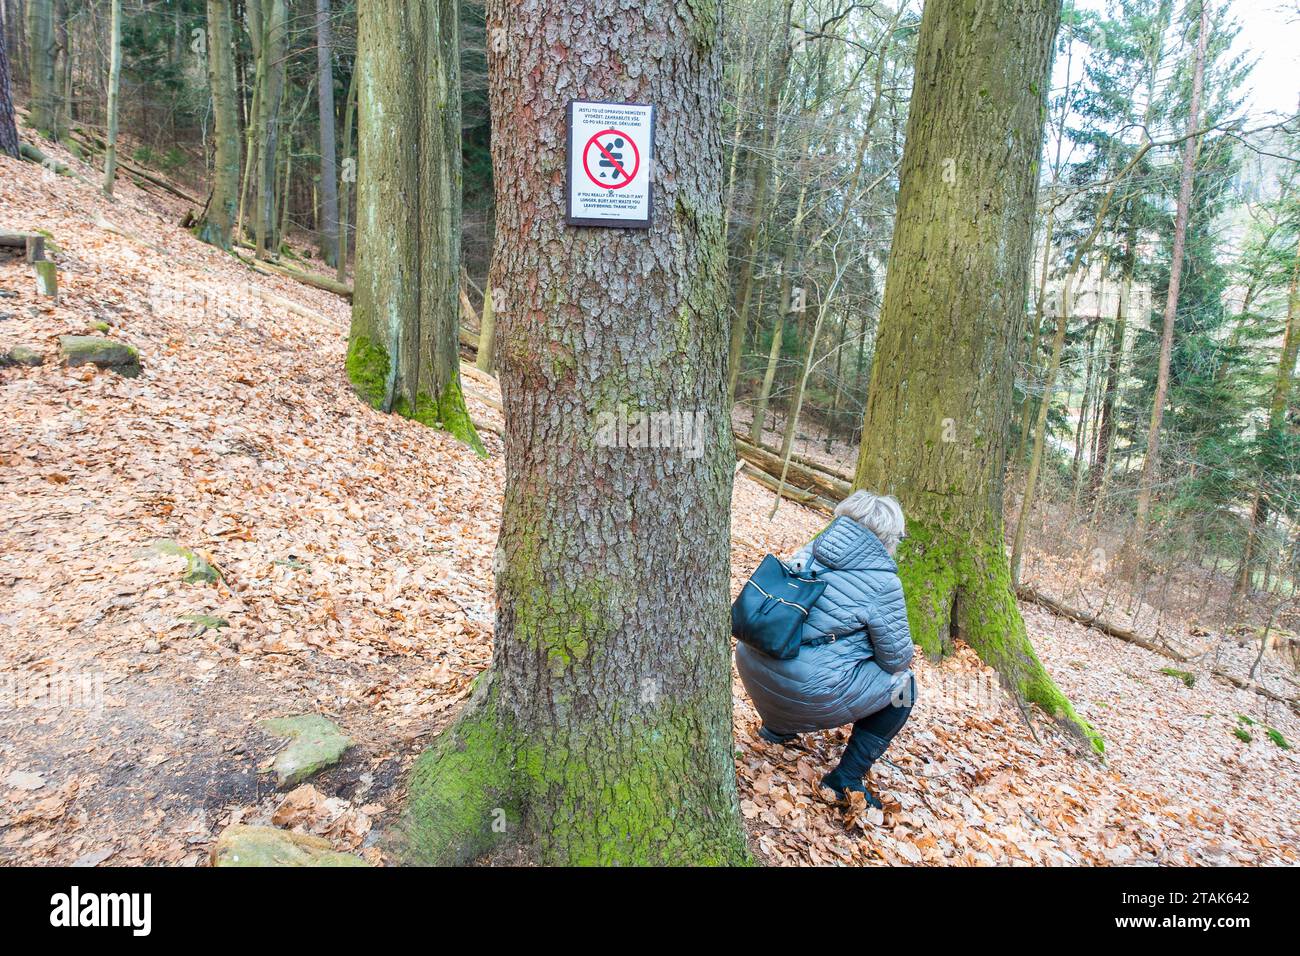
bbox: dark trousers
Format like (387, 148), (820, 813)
(853, 673), (915, 746)
(832, 673), (915, 782)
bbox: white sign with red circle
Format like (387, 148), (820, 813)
(567, 101), (654, 229)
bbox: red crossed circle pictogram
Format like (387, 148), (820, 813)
(582, 129), (640, 190)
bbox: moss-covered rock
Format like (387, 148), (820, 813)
(3, 345), (45, 367)
(260, 715), (352, 788)
(210, 824), (369, 867)
(59, 335), (141, 377)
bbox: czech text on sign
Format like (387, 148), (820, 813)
(567, 101), (655, 229)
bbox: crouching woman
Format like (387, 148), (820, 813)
(737, 491), (916, 808)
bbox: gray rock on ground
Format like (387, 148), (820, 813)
(259, 715), (352, 787)
(2, 345), (45, 367)
(210, 824), (369, 867)
(58, 335), (142, 377)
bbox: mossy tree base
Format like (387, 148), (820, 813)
(901, 520), (1102, 753)
(396, 673), (751, 866)
(346, 333), (486, 457)
(848, 0), (1096, 751)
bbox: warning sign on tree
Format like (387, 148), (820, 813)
(566, 100), (655, 229)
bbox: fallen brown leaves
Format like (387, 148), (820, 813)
(1, 139), (1296, 868)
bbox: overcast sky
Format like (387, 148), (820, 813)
(1063, 0), (1300, 120)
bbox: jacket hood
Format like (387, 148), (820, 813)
(811, 515), (896, 573)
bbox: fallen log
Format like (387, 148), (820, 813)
(68, 128), (203, 205)
(748, 435), (855, 485)
(1016, 585), (1186, 661)
(734, 436), (851, 502)
(738, 463), (835, 514)
(1018, 585), (1300, 715)
(234, 251), (353, 300)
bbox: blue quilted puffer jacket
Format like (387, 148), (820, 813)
(736, 516), (914, 734)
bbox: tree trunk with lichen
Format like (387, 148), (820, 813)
(25, 0), (58, 136)
(852, 0), (1100, 751)
(196, 0), (241, 247)
(0, 16), (20, 159)
(346, 0), (482, 454)
(398, 0), (748, 865)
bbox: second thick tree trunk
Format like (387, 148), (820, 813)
(347, 0), (482, 454)
(853, 0), (1099, 749)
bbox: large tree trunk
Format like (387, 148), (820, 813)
(196, 0), (241, 247)
(0, 14), (19, 158)
(852, 0), (1099, 750)
(314, 0), (339, 266)
(253, 0), (286, 258)
(1130, 0), (1209, 552)
(347, 0), (482, 454)
(25, 0), (57, 135)
(400, 0), (749, 865)
(101, 0), (121, 195)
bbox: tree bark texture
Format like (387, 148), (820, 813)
(347, 0), (482, 454)
(196, 0), (241, 247)
(400, 0), (750, 865)
(852, 0), (1099, 749)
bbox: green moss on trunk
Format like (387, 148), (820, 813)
(398, 673), (751, 866)
(346, 334), (485, 456)
(899, 520), (1102, 753)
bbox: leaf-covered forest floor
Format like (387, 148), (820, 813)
(1, 143), (1297, 866)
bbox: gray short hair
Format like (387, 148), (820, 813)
(834, 490), (906, 555)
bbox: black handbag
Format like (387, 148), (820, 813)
(731, 554), (827, 660)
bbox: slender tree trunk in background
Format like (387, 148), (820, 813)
(315, 0), (338, 266)
(277, 79), (315, 248)
(1235, 235), (1300, 597)
(101, 0), (121, 196)
(237, 0), (264, 245)
(336, 65), (356, 282)
(277, 127), (292, 244)
(1131, 0), (1209, 556)
(347, 0), (481, 453)
(0, 15), (19, 158)
(1019, 213), (1054, 454)
(25, 0), (56, 135)
(750, 180), (807, 444)
(254, 0), (286, 258)
(853, 0), (1097, 749)
(475, 282), (495, 374)
(196, 0), (241, 248)
(826, 310), (847, 452)
(401, 0), (748, 866)
(237, 76), (261, 240)
(52, 0), (66, 136)
(1089, 234), (1134, 507)
(726, 0), (793, 401)
(1072, 319), (1100, 507)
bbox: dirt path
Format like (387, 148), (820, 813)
(2, 145), (1296, 866)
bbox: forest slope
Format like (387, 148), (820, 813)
(0, 144), (1296, 866)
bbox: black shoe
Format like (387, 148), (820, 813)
(820, 770), (884, 810)
(758, 725), (800, 745)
